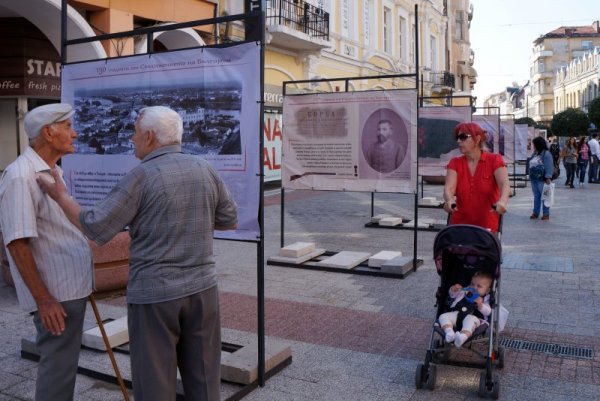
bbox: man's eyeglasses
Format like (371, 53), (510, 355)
(456, 133), (472, 142)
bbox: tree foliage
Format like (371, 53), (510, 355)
(588, 97), (600, 130)
(551, 108), (590, 137)
(515, 117), (537, 127)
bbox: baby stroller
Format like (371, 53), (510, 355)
(415, 223), (504, 399)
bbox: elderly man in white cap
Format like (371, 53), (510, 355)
(0, 103), (93, 401)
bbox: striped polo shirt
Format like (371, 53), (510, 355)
(0, 147), (93, 312)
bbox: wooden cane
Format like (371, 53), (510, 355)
(89, 294), (131, 401)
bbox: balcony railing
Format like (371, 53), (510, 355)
(430, 71), (456, 88)
(266, 0), (329, 40)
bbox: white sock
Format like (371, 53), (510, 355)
(454, 332), (468, 348)
(444, 329), (455, 342)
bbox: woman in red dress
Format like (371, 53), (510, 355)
(442, 122), (510, 232)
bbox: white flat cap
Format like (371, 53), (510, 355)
(24, 103), (75, 140)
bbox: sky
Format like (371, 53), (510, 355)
(469, 0), (600, 107)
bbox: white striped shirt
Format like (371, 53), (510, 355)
(0, 147), (93, 312)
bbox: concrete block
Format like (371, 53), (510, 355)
(21, 336), (37, 355)
(402, 220), (430, 228)
(381, 256), (415, 274)
(370, 213), (392, 223)
(316, 251), (370, 269)
(279, 242), (316, 258)
(420, 196), (438, 205)
(221, 339), (292, 384)
(419, 218), (435, 227)
(82, 316), (129, 351)
(368, 251), (403, 268)
(378, 217), (403, 226)
(268, 248), (326, 264)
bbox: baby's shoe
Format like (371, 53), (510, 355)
(454, 332), (468, 348)
(444, 330), (455, 343)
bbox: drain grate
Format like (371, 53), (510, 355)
(499, 338), (594, 359)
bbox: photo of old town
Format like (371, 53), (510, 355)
(72, 82), (242, 156)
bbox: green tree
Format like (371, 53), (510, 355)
(515, 117), (537, 127)
(551, 108), (590, 137)
(588, 97), (600, 130)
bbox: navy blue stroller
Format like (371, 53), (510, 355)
(415, 224), (504, 399)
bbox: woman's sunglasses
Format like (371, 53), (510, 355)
(455, 133), (472, 141)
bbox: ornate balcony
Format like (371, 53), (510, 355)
(265, 0), (331, 51)
(430, 71), (456, 93)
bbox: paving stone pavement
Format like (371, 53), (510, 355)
(1, 169), (600, 400)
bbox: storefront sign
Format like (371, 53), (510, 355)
(0, 18), (61, 98)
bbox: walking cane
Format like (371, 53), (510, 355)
(88, 294), (131, 401)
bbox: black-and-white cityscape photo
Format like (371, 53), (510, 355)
(72, 82), (242, 156)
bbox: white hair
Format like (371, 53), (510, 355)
(136, 106), (183, 145)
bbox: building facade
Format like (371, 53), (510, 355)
(528, 21), (600, 124)
(554, 47), (600, 114)
(0, 0), (219, 171)
(0, 0), (477, 173)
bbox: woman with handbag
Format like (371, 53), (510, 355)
(529, 136), (554, 220)
(560, 137), (578, 188)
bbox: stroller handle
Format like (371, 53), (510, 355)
(446, 203), (503, 234)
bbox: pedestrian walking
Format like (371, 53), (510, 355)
(577, 136), (589, 187)
(588, 131), (600, 183)
(529, 136), (554, 220)
(560, 137), (578, 188)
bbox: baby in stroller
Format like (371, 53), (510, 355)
(438, 271), (493, 347)
(415, 224), (504, 398)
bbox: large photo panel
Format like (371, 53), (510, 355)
(500, 119), (515, 164)
(61, 42), (261, 241)
(473, 114), (500, 154)
(515, 124), (529, 161)
(282, 90), (417, 193)
(418, 106), (472, 176)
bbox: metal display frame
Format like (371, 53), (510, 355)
(366, 95), (475, 234)
(269, 5), (423, 279)
(54, 0), (279, 396)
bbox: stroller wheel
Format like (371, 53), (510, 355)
(478, 372), (500, 399)
(494, 346), (505, 369)
(425, 364), (437, 390)
(414, 363), (425, 389)
(415, 363), (436, 390)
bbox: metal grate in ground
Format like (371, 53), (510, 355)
(499, 337), (594, 359)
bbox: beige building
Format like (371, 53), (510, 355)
(481, 85), (520, 116)
(554, 47), (600, 114)
(221, 0), (476, 101)
(529, 21), (600, 124)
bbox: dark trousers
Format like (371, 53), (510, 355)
(33, 297), (87, 401)
(565, 162), (576, 186)
(578, 160), (588, 183)
(590, 155), (599, 182)
(128, 285), (221, 401)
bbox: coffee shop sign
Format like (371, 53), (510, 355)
(27, 59), (61, 78)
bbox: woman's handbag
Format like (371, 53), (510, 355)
(528, 154), (545, 180)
